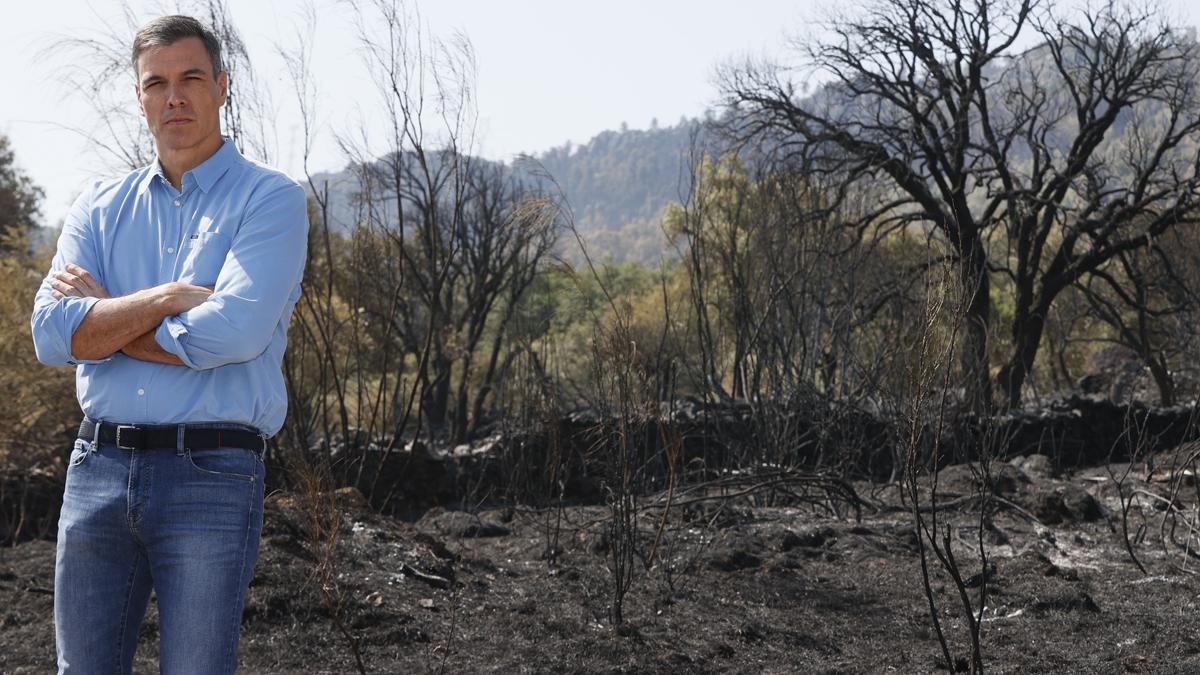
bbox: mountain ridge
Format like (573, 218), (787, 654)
(305, 118), (707, 265)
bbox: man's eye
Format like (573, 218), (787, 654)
(144, 82), (161, 88)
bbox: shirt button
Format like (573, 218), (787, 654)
(166, 246), (175, 254)
(137, 388), (145, 396)
(174, 199), (181, 206)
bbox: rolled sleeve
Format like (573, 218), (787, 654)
(154, 315), (199, 369)
(30, 182), (114, 367)
(31, 296), (111, 366)
(154, 180), (308, 370)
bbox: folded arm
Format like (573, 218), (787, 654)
(67, 282), (213, 362)
(31, 183), (210, 367)
(154, 180), (309, 370)
(122, 329), (185, 365)
(30, 185), (184, 366)
(31, 185), (106, 366)
(46, 261), (213, 363)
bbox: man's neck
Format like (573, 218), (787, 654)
(157, 134), (225, 191)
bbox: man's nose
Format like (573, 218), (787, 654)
(165, 84), (186, 108)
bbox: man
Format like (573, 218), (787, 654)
(30, 15), (308, 674)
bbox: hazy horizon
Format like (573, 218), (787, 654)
(3, 0), (815, 230)
(4, 0), (1198, 230)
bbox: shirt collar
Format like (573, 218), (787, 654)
(137, 136), (240, 195)
(135, 158), (167, 195)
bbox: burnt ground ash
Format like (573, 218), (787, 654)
(4, 454), (1200, 674)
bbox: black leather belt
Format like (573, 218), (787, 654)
(77, 419), (265, 454)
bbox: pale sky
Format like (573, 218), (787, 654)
(2, 0), (1198, 229)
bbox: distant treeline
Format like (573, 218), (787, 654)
(307, 119), (708, 266)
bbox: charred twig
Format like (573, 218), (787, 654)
(399, 561), (452, 589)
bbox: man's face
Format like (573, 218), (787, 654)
(135, 37), (227, 155)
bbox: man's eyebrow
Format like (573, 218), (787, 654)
(140, 68), (210, 86)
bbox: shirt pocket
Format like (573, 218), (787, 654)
(177, 231), (232, 286)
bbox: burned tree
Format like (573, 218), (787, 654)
(346, 0), (559, 445)
(1073, 226), (1200, 405)
(721, 0), (1200, 409)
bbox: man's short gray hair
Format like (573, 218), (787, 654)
(131, 15), (223, 78)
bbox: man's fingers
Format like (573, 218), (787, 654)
(50, 278), (81, 296)
(58, 264), (111, 299)
(54, 271), (97, 295)
(54, 271), (82, 287)
(67, 264), (101, 289)
(52, 273), (89, 297)
(51, 290), (64, 300)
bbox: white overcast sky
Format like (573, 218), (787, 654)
(2, 0), (1199, 228)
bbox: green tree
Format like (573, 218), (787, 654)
(0, 137), (73, 469)
(0, 134), (44, 247)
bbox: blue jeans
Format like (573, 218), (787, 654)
(54, 423), (266, 674)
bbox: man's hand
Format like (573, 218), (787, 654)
(50, 263), (111, 300)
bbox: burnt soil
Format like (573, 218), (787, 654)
(5, 451), (1200, 674)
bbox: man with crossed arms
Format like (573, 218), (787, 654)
(30, 15), (307, 674)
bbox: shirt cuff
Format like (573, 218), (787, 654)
(155, 317), (200, 369)
(65, 297), (113, 365)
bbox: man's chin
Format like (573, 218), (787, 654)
(154, 130), (217, 154)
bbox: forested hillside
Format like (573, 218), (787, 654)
(533, 119), (705, 263)
(309, 118), (703, 264)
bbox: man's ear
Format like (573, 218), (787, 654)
(217, 70), (229, 107)
(133, 83), (146, 117)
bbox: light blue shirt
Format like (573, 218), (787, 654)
(30, 139), (308, 437)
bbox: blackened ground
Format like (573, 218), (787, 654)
(3, 454), (1200, 674)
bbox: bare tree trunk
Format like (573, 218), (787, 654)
(997, 308), (1047, 411)
(959, 237), (993, 413)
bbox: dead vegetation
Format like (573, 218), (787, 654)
(8, 0), (1200, 672)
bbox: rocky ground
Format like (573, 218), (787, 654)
(4, 446), (1200, 674)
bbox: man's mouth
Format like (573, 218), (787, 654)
(165, 118), (192, 126)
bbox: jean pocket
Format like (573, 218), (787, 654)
(186, 447), (259, 482)
(67, 439), (92, 468)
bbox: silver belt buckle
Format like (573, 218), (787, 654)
(115, 425), (141, 450)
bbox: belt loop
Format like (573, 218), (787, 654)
(90, 417), (101, 451)
(176, 424), (186, 456)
